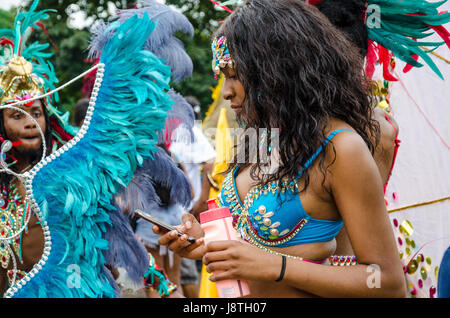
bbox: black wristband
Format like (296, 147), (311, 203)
(275, 255), (286, 282)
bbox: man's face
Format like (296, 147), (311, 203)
(3, 99), (46, 158)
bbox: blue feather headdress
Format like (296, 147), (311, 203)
(87, 1), (196, 291)
(4, 1), (175, 296)
(0, 0), (58, 98)
(364, 0), (450, 80)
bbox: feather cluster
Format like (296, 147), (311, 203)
(0, 0), (64, 118)
(13, 12), (173, 297)
(366, 0), (450, 80)
(89, 2), (196, 291)
(89, 0), (194, 83)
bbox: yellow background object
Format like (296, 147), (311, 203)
(198, 264), (219, 298)
(208, 107), (232, 200)
(199, 107), (232, 298)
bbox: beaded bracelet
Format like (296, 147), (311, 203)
(327, 255), (358, 266)
(143, 253), (178, 297)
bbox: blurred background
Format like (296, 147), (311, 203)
(0, 0), (228, 119)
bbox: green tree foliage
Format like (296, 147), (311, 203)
(166, 0), (228, 115)
(0, 9), (14, 29)
(13, 0), (226, 118)
(23, 0), (137, 117)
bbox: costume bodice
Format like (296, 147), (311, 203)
(218, 129), (352, 248)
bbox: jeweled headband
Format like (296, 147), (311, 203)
(211, 35), (234, 79)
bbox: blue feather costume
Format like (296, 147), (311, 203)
(86, 0), (196, 294)
(2, 1), (180, 297)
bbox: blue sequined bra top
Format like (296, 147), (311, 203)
(218, 129), (351, 248)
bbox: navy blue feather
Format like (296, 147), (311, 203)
(11, 13), (173, 298)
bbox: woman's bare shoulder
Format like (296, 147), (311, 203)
(374, 107), (399, 138)
(324, 120), (369, 160)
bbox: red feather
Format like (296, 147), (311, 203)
(210, 0), (234, 13)
(307, 0), (324, 5)
(428, 24), (450, 49)
(50, 117), (74, 143)
(0, 37), (14, 48)
(380, 45), (398, 81)
(82, 58), (100, 98)
(365, 39), (378, 79)
(164, 118), (182, 149)
(35, 21), (58, 50)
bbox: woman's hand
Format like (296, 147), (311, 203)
(203, 240), (281, 283)
(154, 212), (206, 260)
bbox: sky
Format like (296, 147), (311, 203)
(0, 0), (170, 29)
(0, 0), (23, 11)
(0, 0), (96, 29)
(0, 0), (167, 10)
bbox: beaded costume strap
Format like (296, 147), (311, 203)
(240, 227), (323, 264)
(327, 255), (358, 266)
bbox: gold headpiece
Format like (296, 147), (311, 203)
(0, 55), (45, 106)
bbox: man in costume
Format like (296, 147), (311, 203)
(0, 0), (184, 298)
(0, 5), (75, 293)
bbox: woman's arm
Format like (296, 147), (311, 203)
(155, 212), (207, 260)
(203, 131), (406, 297)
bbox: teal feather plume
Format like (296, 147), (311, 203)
(9, 11), (174, 297)
(368, 0), (450, 79)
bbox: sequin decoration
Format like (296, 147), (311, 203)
(211, 36), (234, 79)
(7, 269), (27, 286)
(219, 168), (308, 247)
(328, 255), (358, 266)
(0, 185), (29, 269)
(392, 218), (439, 298)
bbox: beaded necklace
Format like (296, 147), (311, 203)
(0, 184), (31, 278)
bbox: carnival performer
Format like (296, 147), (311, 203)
(156, 0), (406, 298)
(312, 0), (402, 257)
(0, 0), (180, 297)
(0, 75), (71, 295)
(0, 0), (75, 295)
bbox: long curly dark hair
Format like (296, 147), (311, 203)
(215, 0), (379, 190)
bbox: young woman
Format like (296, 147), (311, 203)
(155, 0), (405, 297)
(312, 0), (401, 256)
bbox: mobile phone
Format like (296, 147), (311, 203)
(135, 209), (196, 244)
